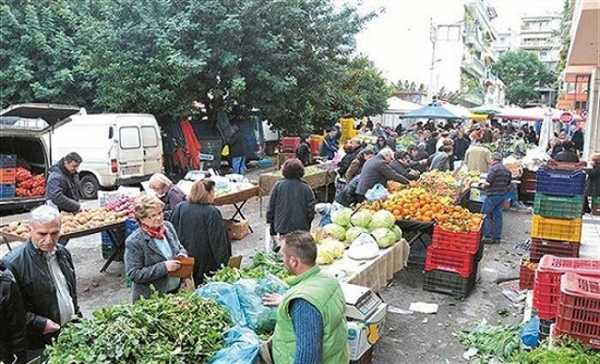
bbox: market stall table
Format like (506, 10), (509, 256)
(214, 185), (262, 233)
(0, 220), (126, 273)
(321, 239), (410, 292)
(259, 163), (337, 198)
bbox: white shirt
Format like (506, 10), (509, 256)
(45, 252), (75, 325)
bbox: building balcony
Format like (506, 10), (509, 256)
(461, 91), (485, 107)
(464, 29), (484, 51)
(520, 42), (553, 50)
(462, 56), (486, 78)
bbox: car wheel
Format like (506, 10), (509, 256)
(80, 174), (99, 200)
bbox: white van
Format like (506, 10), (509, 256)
(47, 113), (163, 198)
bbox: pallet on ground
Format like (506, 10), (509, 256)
(530, 215), (582, 243)
(529, 238), (580, 263)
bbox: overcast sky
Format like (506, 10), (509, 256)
(343, 0), (565, 84)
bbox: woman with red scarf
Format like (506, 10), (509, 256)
(125, 194), (188, 302)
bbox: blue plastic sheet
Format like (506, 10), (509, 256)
(208, 326), (260, 364)
(196, 282), (248, 327)
(234, 275), (287, 334)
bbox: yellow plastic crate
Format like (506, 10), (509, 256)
(531, 215), (582, 243)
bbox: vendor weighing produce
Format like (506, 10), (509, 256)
(46, 152), (82, 213)
(263, 231), (348, 364)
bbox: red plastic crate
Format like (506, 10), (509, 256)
(431, 224), (481, 254)
(533, 256), (600, 320)
(555, 272), (600, 349)
(425, 246), (476, 278)
(529, 238), (580, 263)
(280, 137), (301, 152)
(519, 259), (537, 290)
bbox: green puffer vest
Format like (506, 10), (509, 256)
(272, 265), (348, 364)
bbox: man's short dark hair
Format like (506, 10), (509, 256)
(283, 231), (317, 265)
(282, 158), (304, 179)
(64, 152), (82, 164)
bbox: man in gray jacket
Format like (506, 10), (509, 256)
(46, 152), (82, 212)
(356, 148), (409, 197)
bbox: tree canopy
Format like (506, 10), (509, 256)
(1, 0), (389, 132)
(492, 50), (556, 106)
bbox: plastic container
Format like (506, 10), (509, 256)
(529, 238), (580, 263)
(0, 184), (16, 199)
(530, 215), (582, 243)
(555, 272), (600, 349)
(520, 259), (537, 290)
(431, 224), (482, 254)
(0, 168), (16, 184)
(423, 260), (478, 298)
(536, 168), (586, 197)
(425, 246), (477, 279)
(280, 137), (301, 153)
(533, 256), (600, 320)
(533, 194), (584, 219)
(309, 135), (323, 155)
(0, 154), (16, 168)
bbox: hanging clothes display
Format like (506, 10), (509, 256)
(180, 119), (201, 170)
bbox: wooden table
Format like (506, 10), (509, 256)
(214, 186), (262, 232)
(258, 164), (337, 195)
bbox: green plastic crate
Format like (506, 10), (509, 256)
(533, 194), (583, 219)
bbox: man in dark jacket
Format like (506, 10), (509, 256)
(571, 126), (584, 152)
(335, 175), (362, 207)
(229, 124), (247, 174)
(554, 141), (580, 162)
(337, 137), (362, 178)
(46, 152), (82, 212)
(425, 131), (439, 156)
(481, 153), (512, 244)
(296, 133), (312, 167)
(319, 129), (338, 160)
(2, 205), (80, 360)
(356, 148), (409, 196)
(0, 261), (27, 364)
(390, 151), (420, 181)
(452, 129), (471, 161)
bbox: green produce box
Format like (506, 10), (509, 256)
(533, 193), (583, 219)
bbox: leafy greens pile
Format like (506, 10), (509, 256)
(45, 292), (230, 364)
(207, 251), (289, 283)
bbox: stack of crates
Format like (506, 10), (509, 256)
(530, 167), (585, 259)
(554, 272), (600, 348)
(0, 154), (16, 199)
(532, 256), (600, 339)
(423, 224), (483, 298)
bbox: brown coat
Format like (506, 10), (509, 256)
(345, 159), (362, 181)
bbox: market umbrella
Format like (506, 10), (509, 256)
(400, 102), (465, 119)
(538, 108), (554, 150)
(471, 104), (503, 115)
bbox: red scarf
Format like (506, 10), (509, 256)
(141, 222), (166, 240)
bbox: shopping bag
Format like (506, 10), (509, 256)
(264, 226), (273, 251)
(365, 184), (389, 201)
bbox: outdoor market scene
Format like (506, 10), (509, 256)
(0, 0), (599, 363)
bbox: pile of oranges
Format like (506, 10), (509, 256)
(364, 187), (483, 233)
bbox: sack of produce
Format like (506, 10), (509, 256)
(208, 326), (260, 364)
(347, 233), (379, 260)
(197, 282), (247, 327)
(234, 276), (287, 335)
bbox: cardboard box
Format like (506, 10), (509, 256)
(347, 317), (385, 361)
(225, 219), (251, 240)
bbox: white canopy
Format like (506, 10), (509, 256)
(372, 97), (422, 128)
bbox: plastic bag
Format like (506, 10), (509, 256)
(315, 203), (332, 227)
(521, 315), (540, 348)
(234, 276), (287, 334)
(347, 233), (380, 260)
(196, 282), (248, 327)
(365, 184), (389, 201)
(208, 326), (260, 364)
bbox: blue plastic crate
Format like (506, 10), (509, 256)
(0, 183), (16, 198)
(0, 154), (16, 168)
(536, 168), (586, 197)
(125, 218), (138, 236)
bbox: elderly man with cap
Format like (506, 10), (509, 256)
(480, 153), (512, 244)
(2, 205), (80, 360)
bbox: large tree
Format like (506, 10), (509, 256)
(492, 50), (556, 106)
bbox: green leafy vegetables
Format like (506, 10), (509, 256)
(207, 251), (289, 283)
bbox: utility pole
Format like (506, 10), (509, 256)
(427, 18), (437, 104)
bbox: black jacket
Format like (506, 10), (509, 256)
(1, 241), (80, 350)
(0, 262), (26, 364)
(267, 178), (316, 235)
(453, 136), (471, 160)
(554, 150), (579, 163)
(228, 130), (245, 158)
(170, 202), (232, 286)
(356, 155), (409, 195)
(296, 142), (311, 166)
(45, 159), (81, 212)
(335, 175), (361, 207)
(390, 160), (418, 181)
(338, 147), (361, 177)
(587, 165), (600, 197)
(572, 130), (584, 151)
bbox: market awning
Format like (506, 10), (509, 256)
(385, 96), (422, 113)
(471, 104), (503, 115)
(400, 102), (465, 119)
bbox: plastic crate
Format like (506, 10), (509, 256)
(531, 215), (582, 243)
(0, 154), (16, 168)
(309, 135), (323, 155)
(546, 159), (587, 171)
(520, 259), (537, 290)
(539, 319), (553, 340)
(536, 168), (586, 197)
(520, 169), (537, 194)
(0, 184), (16, 199)
(280, 137), (301, 153)
(533, 194), (584, 219)
(0, 168), (16, 184)
(425, 246), (477, 278)
(423, 260), (478, 298)
(533, 256), (600, 321)
(555, 272), (600, 349)
(431, 224), (482, 254)
(529, 238), (580, 263)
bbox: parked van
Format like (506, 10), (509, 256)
(0, 103), (80, 212)
(47, 113), (163, 198)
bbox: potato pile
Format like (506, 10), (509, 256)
(0, 208), (127, 239)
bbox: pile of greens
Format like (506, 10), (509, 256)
(511, 337), (600, 364)
(455, 321), (522, 363)
(207, 251), (289, 283)
(45, 293), (230, 364)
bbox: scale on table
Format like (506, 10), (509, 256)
(341, 283), (386, 322)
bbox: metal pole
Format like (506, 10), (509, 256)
(428, 18), (437, 103)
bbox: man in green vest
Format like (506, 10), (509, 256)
(263, 231), (349, 364)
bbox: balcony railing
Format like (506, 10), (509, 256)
(463, 55), (486, 77)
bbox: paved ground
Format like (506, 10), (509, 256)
(0, 165), (535, 363)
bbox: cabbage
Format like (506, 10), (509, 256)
(350, 210), (372, 228)
(371, 228), (398, 248)
(321, 239), (345, 257)
(392, 225), (403, 241)
(369, 210), (395, 229)
(331, 207), (353, 227)
(346, 226), (368, 242)
(323, 224), (347, 241)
